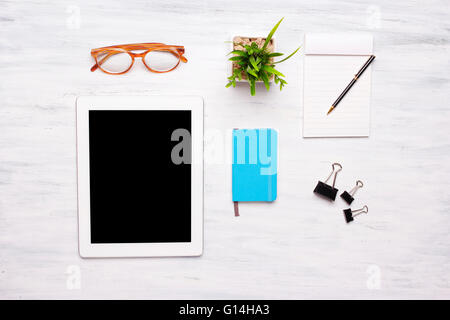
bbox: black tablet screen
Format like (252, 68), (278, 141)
(88, 110), (191, 243)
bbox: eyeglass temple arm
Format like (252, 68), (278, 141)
(157, 48), (188, 62)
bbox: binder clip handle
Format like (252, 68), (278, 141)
(352, 205), (368, 218)
(324, 163), (342, 188)
(349, 180), (364, 196)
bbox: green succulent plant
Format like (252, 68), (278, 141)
(226, 18), (300, 96)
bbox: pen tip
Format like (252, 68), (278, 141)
(327, 106), (334, 115)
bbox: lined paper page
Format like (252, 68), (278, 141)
(303, 34), (373, 138)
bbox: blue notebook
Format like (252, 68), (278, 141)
(232, 128), (278, 202)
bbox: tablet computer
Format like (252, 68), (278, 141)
(76, 96), (203, 257)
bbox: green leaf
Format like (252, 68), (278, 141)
(226, 82), (233, 88)
(276, 75), (286, 91)
(246, 66), (258, 78)
(233, 68), (242, 81)
(237, 70), (242, 81)
(262, 17), (284, 51)
(263, 65), (285, 77)
(274, 46), (301, 64)
(268, 52), (284, 57)
(229, 56), (244, 61)
(249, 56), (259, 72)
(260, 72), (270, 91)
(228, 50), (247, 56)
(250, 78), (256, 96)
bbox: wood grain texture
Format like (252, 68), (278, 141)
(0, 0), (449, 299)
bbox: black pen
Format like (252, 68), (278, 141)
(327, 55), (376, 115)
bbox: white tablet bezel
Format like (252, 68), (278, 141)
(76, 96), (203, 258)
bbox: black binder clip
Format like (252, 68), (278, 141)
(313, 163), (342, 201)
(343, 205), (368, 223)
(340, 180), (364, 205)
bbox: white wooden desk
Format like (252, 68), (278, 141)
(0, 0), (449, 299)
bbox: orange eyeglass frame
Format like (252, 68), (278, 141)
(90, 43), (188, 75)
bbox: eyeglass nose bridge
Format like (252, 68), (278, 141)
(128, 51), (148, 58)
(127, 50), (184, 63)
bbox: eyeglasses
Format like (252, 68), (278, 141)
(90, 43), (187, 75)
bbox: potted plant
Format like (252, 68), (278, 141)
(226, 18), (300, 96)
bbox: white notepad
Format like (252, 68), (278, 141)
(303, 34), (373, 137)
